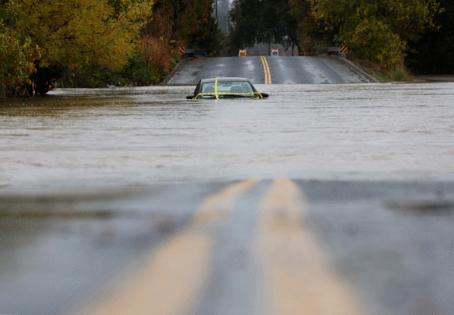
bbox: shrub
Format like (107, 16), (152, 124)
(0, 24), (36, 97)
(348, 19), (404, 70)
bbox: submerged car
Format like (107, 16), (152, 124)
(187, 77), (269, 100)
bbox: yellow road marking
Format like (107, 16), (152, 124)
(194, 91), (262, 99)
(260, 56), (267, 84)
(80, 230), (211, 315)
(263, 56), (272, 85)
(260, 56), (272, 84)
(214, 77), (219, 100)
(260, 56), (269, 84)
(194, 179), (258, 225)
(77, 179), (258, 315)
(259, 178), (364, 315)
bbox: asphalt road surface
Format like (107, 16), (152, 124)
(1, 59), (454, 315)
(167, 56), (372, 85)
(1, 180), (454, 315)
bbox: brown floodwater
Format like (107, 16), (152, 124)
(1, 83), (454, 193)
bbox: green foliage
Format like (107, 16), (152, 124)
(7, 0), (152, 71)
(317, 0), (438, 42)
(180, 0), (222, 54)
(123, 53), (165, 85)
(407, 0), (454, 73)
(387, 65), (410, 81)
(230, 0), (297, 51)
(1, 0), (225, 94)
(0, 23), (36, 97)
(60, 53), (166, 88)
(349, 18), (404, 69)
(1, 0), (154, 94)
(146, 0), (221, 55)
(289, 0), (438, 70)
(230, 0), (261, 48)
(288, 0), (324, 54)
(193, 14), (224, 56)
(53, 0), (222, 89)
(363, 61), (410, 81)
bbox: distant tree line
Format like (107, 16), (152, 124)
(230, 0), (298, 54)
(0, 0), (221, 97)
(231, 0), (454, 76)
(406, 0), (454, 74)
(143, 0), (222, 75)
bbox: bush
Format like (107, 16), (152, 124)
(0, 24), (35, 97)
(122, 53), (166, 85)
(141, 37), (175, 72)
(348, 19), (404, 70)
(58, 52), (168, 88)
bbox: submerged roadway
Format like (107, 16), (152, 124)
(0, 56), (453, 315)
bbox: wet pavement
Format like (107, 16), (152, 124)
(0, 183), (221, 315)
(167, 56), (372, 85)
(1, 82), (454, 315)
(1, 180), (454, 315)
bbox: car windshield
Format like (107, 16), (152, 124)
(201, 81), (254, 94)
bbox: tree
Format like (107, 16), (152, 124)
(287, 0), (438, 69)
(0, 23), (36, 96)
(142, 0), (221, 73)
(230, 0), (297, 53)
(178, 0), (220, 51)
(1, 0), (152, 94)
(407, 0), (454, 73)
(8, 0), (152, 71)
(145, 0), (220, 52)
(230, 0), (262, 48)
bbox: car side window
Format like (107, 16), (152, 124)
(202, 83), (215, 93)
(241, 82), (254, 93)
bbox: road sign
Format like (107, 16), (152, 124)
(178, 47), (185, 56)
(340, 45), (349, 54)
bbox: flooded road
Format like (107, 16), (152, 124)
(1, 82), (454, 315)
(1, 83), (454, 191)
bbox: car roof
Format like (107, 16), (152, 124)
(200, 77), (251, 84)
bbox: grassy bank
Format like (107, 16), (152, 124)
(349, 58), (411, 82)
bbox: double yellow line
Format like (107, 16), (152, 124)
(260, 56), (272, 84)
(78, 179), (364, 315)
